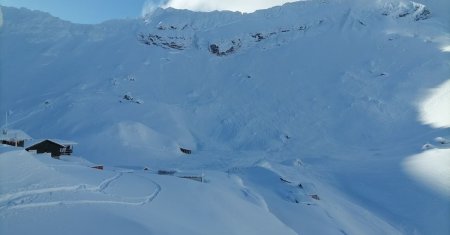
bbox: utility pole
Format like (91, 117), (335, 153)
(2, 112), (7, 135)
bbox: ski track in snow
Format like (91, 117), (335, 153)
(0, 172), (162, 211)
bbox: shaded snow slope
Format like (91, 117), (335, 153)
(1, 0), (449, 234)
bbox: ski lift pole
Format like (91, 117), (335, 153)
(2, 112), (7, 135)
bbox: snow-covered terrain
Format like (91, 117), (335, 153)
(1, 0), (449, 234)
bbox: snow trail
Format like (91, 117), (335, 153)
(0, 172), (162, 211)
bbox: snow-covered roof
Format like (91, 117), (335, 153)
(48, 139), (78, 145)
(0, 129), (32, 141)
(27, 139), (77, 148)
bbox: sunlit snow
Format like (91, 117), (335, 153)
(404, 148), (450, 196)
(419, 79), (450, 128)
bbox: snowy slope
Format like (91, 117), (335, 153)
(1, 0), (449, 234)
(0, 151), (298, 235)
(1, 1), (448, 166)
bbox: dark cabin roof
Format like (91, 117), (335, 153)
(26, 139), (77, 149)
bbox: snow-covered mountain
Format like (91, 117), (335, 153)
(1, 1), (449, 234)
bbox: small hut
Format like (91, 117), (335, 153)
(26, 139), (76, 159)
(1, 129), (32, 147)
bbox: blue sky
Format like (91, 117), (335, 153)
(0, 0), (157, 24)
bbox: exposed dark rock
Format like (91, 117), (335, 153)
(280, 177), (292, 183)
(122, 93), (143, 104)
(251, 33), (265, 42)
(123, 94), (133, 101)
(398, 12), (410, 18)
(209, 40), (241, 56)
(180, 147), (192, 154)
(209, 44), (220, 54)
(415, 8), (431, 21)
(383, 4), (431, 21)
(298, 25), (308, 30)
(138, 33), (185, 50)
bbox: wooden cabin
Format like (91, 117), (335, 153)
(1, 129), (32, 147)
(26, 139), (76, 159)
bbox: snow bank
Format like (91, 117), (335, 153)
(403, 148), (450, 196)
(418, 79), (450, 128)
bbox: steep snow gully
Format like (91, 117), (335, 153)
(1, 0), (449, 235)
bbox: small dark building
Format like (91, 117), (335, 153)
(26, 139), (76, 159)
